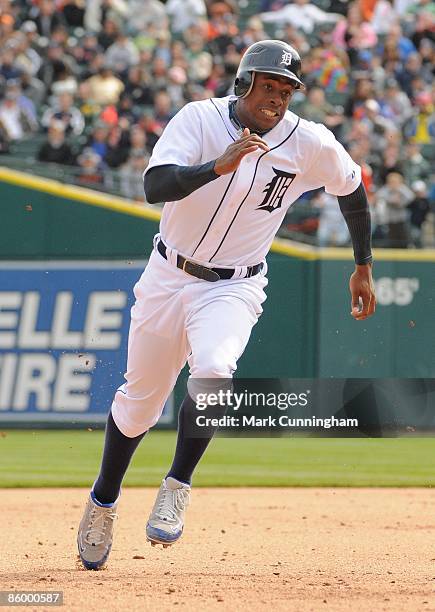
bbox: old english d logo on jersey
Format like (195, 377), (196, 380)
(257, 167), (296, 213)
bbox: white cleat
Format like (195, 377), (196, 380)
(146, 477), (191, 546)
(77, 492), (118, 570)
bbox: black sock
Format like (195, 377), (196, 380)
(167, 393), (218, 485)
(93, 411), (146, 504)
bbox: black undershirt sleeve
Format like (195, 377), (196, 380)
(337, 181), (373, 265)
(144, 162), (220, 204)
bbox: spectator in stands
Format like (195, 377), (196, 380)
(0, 48), (22, 81)
(385, 22), (417, 62)
(73, 33), (104, 69)
(402, 142), (432, 186)
(410, 10), (434, 49)
(299, 86), (344, 134)
(185, 34), (213, 82)
(126, 0), (168, 35)
(362, 99), (396, 146)
(41, 92), (85, 136)
(104, 124), (129, 168)
(120, 150), (150, 202)
(344, 76), (375, 118)
(152, 31), (173, 67)
(30, 0), (66, 38)
(83, 65), (124, 106)
(376, 172), (414, 248)
(84, 0), (127, 34)
(240, 16), (269, 48)
(369, 0), (399, 35)
(315, 191), (349, 247)
(261, 0), (343, 35)
(379, 78), (413, 126)
(62, 0), (85, 29)
(86, 121), (109, 158)
(396, 52), (427, 99)
(188, 83), (212, 101)
(80, 50), (106, 81)
(128, 123), (150, 155)
(417, 38), (435, 77)
(37, 41), (78, 96)
(51, 24), (70, 48)
(332, 1), (377, 66)
(75, 147), (105, 187)
(167, 66), (188, 110)
(381, 37), (401, 78)
(4, 79), (38, 126)
(356, 50), (386, 91)
(0, 82), (37, 141)
(19, 70), (46, 107)
(9, 32), (41, 78)
(137, 108), (162, 149)
(116, 92), (138, 125)
(282, 23), (311, 55)
(99, 102), (119, 126)
(123, 66), (154, 107)
(150, 56), (170, 93)
(75, 81), (100, 122)
(104, 30), (140, 73)
(377, 138), (404, 184)
(408, 180), (431, 248)
(97, 18), (121, 52)
(206, 1), (239, 47)
(19, 20), (41, 54)
(170, 40), (188, 70)
(0, 11), (17, 49)
(403, 91), (435, 145)
(204, 59), (225, 95)
(393, 0), (416, 16)
(153, 90), (174, 130)
(37, 119), (75, 165)
(303, 46), (349, 93)
(165, 0), (207, 34)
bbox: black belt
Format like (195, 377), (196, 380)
(157, 239), (263, 282)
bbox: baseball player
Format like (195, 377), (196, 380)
(77, 40), (376, 570)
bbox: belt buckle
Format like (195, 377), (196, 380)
(182, 259), (220, 282)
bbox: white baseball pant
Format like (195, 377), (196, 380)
(111, 246), (268, 437)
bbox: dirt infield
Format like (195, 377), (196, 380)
(1, 488), (435, 611)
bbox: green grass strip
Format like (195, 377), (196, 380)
(0, 430), (434, 487)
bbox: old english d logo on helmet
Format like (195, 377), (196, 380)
(234, 40), (305, 98)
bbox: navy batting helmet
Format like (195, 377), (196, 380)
(234, 40), (304, 98)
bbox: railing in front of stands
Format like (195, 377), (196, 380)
(1, 154), (434, 248)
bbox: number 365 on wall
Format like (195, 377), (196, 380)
(374, 277), (420, 306)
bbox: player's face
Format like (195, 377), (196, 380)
(237, 73), (297, 132)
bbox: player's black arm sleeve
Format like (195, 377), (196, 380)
(144, 162), (219, 204)
(337, 181), (373, 265)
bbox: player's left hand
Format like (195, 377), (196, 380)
(349, 263), (376, 321)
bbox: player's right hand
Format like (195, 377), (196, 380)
(214, 128), (270, 175)
(349, 264), (376, 321)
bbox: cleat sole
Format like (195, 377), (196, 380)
(147, 536), (177, 548)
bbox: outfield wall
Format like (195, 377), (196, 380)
(0, 169), (433, 425)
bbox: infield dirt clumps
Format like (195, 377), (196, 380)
(1, 488), (434, 611)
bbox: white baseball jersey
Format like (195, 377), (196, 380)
(145, 95), (361, 267)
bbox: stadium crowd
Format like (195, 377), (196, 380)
(0, 0), (433, 247)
